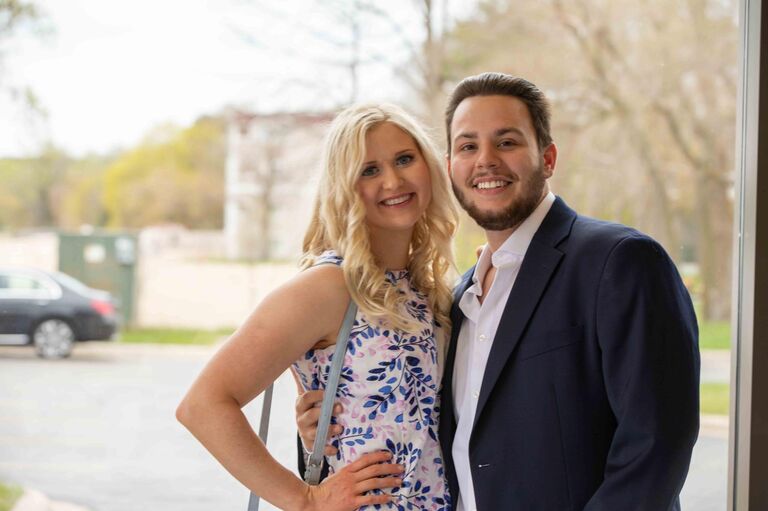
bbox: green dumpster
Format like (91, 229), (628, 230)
(58, 232), (138, 326)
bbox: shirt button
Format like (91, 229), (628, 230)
(472, 390), (479, 399)
(478, 334), (487, 342)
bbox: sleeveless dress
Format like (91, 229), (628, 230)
(291, 251), (451, 511)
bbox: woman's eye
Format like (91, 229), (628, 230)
(395, 154), (414, 166)
(361, 165), (378, 177)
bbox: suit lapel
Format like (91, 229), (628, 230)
(472, 197), (576, 429)
(441, 269), (475, 430)
(439, 268), (475, 497)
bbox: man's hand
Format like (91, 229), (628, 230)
(296, 390), (343, 455)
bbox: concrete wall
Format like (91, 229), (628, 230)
(0, 232), (58, 271)
(136, 257), (295, 329)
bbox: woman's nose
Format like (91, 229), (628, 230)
(381, 166), (403, 189)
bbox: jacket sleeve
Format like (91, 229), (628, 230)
(584, 235), (700, 510)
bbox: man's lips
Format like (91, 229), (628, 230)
(470, 176), (515, 191)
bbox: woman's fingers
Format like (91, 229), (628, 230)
(346, 450), (393, 472)
(355, 476), (402, 494)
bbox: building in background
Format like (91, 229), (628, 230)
(225, 110), (335, 261)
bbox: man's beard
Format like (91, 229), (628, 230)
(452, 163), (547, 231)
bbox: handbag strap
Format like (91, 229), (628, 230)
(247, 382), (274, 511)
(247, 297), (357, 509)
(304, 298), (357, 484)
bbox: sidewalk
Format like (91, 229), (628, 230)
(10, 489), (89, 511)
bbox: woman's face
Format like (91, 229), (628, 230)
(355, 122), (432, 238)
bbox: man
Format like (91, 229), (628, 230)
(297, 72), (700, 510)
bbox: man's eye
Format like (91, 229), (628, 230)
(395, 154), (414, 166)
(499, 139), (517, 148)
(459, 144), (476, 152)
(361, 165), (378, 177)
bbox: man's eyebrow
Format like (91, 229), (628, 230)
(495, 127), (525, 137)
(454, 127), (525, 142)
(453, 131), (477, 141)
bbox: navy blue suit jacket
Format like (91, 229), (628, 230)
(439, 196), (700, 510)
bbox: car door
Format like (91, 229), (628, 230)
(0, 271), (61, 342)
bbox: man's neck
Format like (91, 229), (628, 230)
(484, 189), (549, 252)
(485, 226), (519, 252)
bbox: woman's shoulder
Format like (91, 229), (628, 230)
(310, 249), (344, 268)
(292, 252), (347, 304)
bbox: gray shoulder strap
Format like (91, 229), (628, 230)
(304, 298), (358, 484)
(247, 381), (274, 511)
(247, 297), (357, 509)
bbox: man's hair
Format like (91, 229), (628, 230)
(445, 72), (553, 153)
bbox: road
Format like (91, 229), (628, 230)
(0, 343), (729, 510)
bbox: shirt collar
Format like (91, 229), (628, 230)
(475, 191), (556, 274)
(463, 191), (556, 301)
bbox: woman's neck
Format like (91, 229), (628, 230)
(368, 228), (412, 270)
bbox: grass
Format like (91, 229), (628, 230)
(0, 482), (22, 511)
(701, 383), (730, 415)
(118, 327), (234, 345)
(700, 321), (731, 350)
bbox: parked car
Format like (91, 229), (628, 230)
(0, 268), (118, 358)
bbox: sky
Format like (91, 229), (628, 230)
(0, 0), (474, 158)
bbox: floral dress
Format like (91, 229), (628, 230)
(292, 251), (451, 511)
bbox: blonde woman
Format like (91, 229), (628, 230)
(177, 103), (457, 511)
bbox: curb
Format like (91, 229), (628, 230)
(10, 489), (90, 511)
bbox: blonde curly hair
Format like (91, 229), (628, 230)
(301, 103), (458, 332)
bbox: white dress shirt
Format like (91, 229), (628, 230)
(452, 192), (555, 511)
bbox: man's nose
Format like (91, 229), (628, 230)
(476, 145), (500, 170)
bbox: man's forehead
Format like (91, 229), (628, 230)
(451, 95), (533, 137)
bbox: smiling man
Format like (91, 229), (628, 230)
(439, 72), (700, 511)
(294, 72), (700, 511)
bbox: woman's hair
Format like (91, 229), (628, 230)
(301, 103), (458, 332)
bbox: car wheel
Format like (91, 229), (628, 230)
(33, 319), (75, 359)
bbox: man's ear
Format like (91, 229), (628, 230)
(445, 153), (452, 177)
(542, 142), (558, 178)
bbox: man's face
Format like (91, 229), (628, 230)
(448, 95), (557, 231)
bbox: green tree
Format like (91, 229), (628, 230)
(103, 116), (226, 229)
(0, 145), (69, 230)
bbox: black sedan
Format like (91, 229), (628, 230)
(0, 268), (118, 358)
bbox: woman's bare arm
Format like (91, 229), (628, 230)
(176, 265), (400, 510)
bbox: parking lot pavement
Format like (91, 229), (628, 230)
(11, 488), (90, 511)
(1, 343), (729, 511)
(0, 342), (300, 511)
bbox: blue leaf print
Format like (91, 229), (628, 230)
(293, 250), (449, 509)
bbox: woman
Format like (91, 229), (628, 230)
(176, 103), (457, 511)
